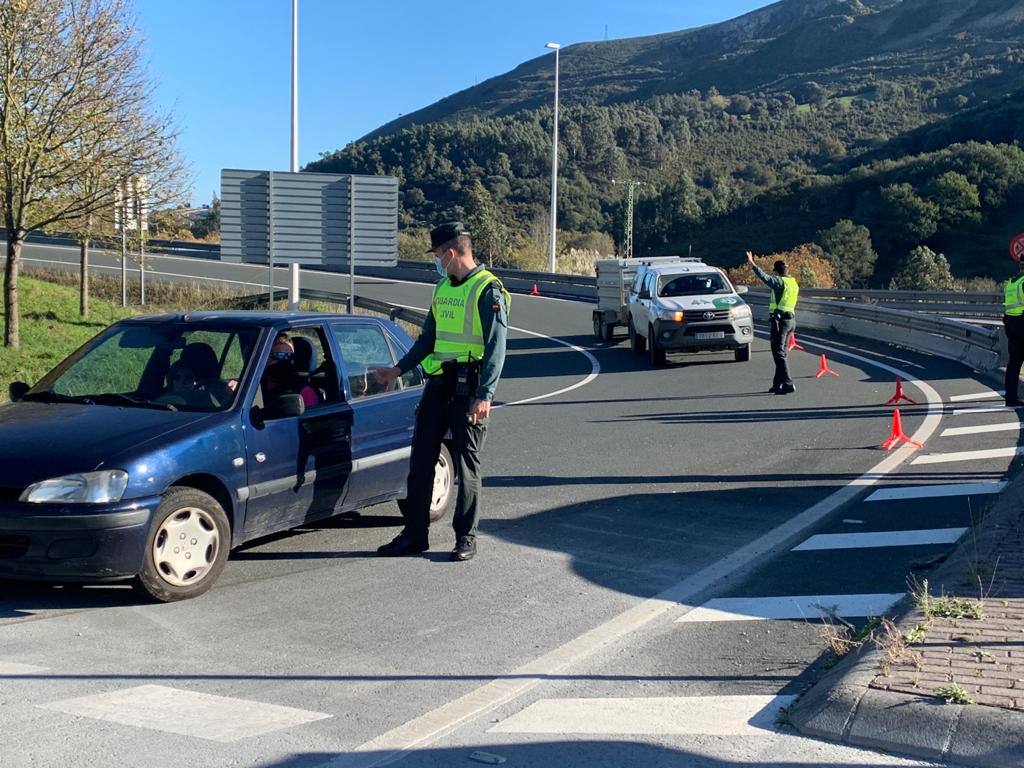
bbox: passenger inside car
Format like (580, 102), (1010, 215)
(261, 333), (320, 409)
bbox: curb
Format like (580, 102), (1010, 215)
(789, 462), (1024, 767)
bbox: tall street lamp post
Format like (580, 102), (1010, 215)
(545, 41), (560, 273)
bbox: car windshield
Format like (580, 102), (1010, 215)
(659, 273), (731, 297)
(27, 323), (260, 412)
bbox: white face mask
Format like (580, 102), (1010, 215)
(435, 251), (451, 278)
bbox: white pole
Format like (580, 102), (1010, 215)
(289, 263), (300, 310)
(290, 0), (298, 173)
(546, 43), (560, 274)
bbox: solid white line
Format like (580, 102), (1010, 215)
(792, 528), (967, 551)
(911, 446), (1024, 465)
(948, 390), (1002, 402)
(488, 695), (797, 736)
(941, 422), (1020, 437)
(865, 481), (1007, 502)
(951, 406), (1013, 416)
(21, 257), (271, 289)
(315, 334), (943, 768)
(677, 594), (903, 622)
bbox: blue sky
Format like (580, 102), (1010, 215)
(136, 0), (771, 205)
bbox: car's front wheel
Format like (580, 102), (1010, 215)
(629, 320), (646, 354)
(135, 487), (230, 602)
(398, 442), (456, 523)
(648, 326), (667, 367)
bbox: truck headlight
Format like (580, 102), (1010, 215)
(20, 470), (129, 504)
(730, 305), (752, 319)
(659, 310), (684, 322)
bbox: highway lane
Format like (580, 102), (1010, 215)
(1, 242), (1018, 766)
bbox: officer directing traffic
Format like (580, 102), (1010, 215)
(1003, 258), (1024, 407)
(371, 222), (510, 561)
(747, 250), (799, 394)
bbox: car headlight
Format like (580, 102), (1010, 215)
(659, 310), (684, 322)
(730, 304), (752, 319)
(20, 470), (129, 504)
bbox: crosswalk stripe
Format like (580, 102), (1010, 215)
(677, 594), (903, 622)
(488, 695), (797, 736)
(40, 684), (332, 743)
(865, 481), (1007, 501)
(948, 390), (1002, 402)
(941, 422), (1019, 437)
(951, 406), (1014, 415)
(792, 528), (966, 551)
(911, 447), (1024, 465)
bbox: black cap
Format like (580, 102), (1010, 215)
(773, 260), (788, 275)
(427, 221), (470, 252)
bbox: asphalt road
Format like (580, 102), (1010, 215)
(1, 242), (1018, 767)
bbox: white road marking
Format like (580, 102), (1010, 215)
(39, 684), (331, 743)
(951, 406), (1014, 415)
(677, 594), (903, 622)
(842, 519), (865, 524)
(941, 422), (1020, 437)
(948, 390), (1002, 402)
(488, 694), (797, 736)
(314, 332), (943, 768)
(0, 661), (48, 674)
(865, 481), (1008, 501)
(911, 447), (1024, 465)
(792, 528), (966, 551)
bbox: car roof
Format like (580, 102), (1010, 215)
(644, 263), (722, 276)
(119, 311), (389, 328)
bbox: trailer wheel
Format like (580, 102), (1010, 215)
(601, 318), (615, 342)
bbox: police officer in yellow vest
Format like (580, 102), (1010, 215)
(371, 222), (510, 561)
(1002, 259), (1024, 407)
(747, 250), (799, 394)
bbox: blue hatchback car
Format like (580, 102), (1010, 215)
(0, 312), (454, 601)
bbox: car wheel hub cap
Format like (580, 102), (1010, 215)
(152, 507), (219, 587)
(431, 453), (451, 512)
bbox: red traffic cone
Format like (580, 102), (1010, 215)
(530, 283), (539, 296)
(815, 354), (839, 378)
(787, 333), (805, 352)
(881, 408), (923, 450)
(884, 377), (917, 406)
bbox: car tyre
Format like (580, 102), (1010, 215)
(398, 442), (456, 524)
(648, 326), (667, 367)
(629, 320), (646, 354)
(134, 487), (231, 602)
(735, 344), (751, 362)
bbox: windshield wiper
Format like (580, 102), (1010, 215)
(21, 391), (94, 405)
(90, 393), (178, 412)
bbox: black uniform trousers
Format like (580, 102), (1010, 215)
(769, 311), (796, 390)
(402, 375), (487, 542)
(1004, 313), (1024, 404)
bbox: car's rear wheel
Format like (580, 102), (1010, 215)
(629, 320), (646, 354)
(135, 487), (230, 602)
(648, 326), (666, 367)
(398, 443), (456, 523)
(735, 343), (751, 362)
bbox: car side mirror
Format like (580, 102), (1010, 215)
(8, 381), (29, 402)
(735, 285), (749, 295)
(274, 393), (306, 418)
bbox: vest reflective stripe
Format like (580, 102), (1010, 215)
(421, 269), (508, 376)
(1005, 276), (1024, 316)
(769, 276), (799, 313)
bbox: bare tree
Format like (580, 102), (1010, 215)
(0, 0), (186, 346)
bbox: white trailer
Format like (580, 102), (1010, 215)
(592, 256), (705, 341)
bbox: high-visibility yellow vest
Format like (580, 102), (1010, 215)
(769, 276), (799, 313)
(1005, 276), (1024, 317)
(421, 268), (510, 376)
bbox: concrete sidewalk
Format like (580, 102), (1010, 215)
(790, 471), (1024, 767)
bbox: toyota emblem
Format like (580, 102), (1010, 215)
(702, 311), (715, 320)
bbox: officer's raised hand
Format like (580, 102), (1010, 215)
(370, 365), (400, 386)
(746, 250), (755, 265)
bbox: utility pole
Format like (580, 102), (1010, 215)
(544, 42), (561, 273)
(611, 179), (647, 259)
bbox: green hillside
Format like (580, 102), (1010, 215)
(308, 0), (1024, 284)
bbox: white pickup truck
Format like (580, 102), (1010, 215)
(593, 257), (754, 366)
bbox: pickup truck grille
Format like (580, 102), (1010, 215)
(684, 308), (731, 321)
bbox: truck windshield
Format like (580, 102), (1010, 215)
(28, 323), (260, 412)
(659, 273), (730, 297)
